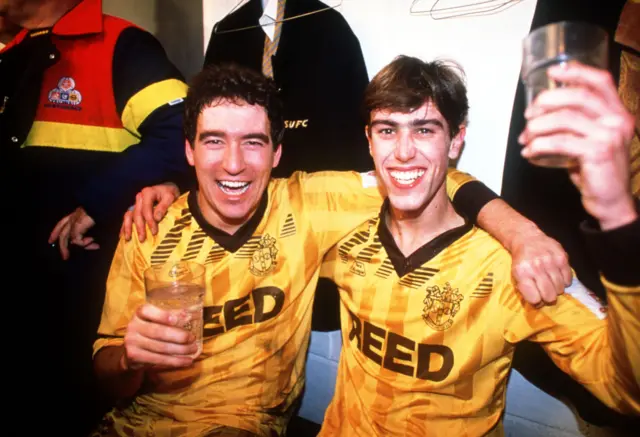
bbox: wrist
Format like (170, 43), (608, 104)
(593, 199), (638, 231)
(506, 222), (542, 252)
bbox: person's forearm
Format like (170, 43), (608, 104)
(93, 346), (145, 400)
(476, 198), (542, 251)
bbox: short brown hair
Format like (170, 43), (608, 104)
(363, 55), (469, 138)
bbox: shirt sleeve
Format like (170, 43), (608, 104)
(298, 170), (383, 255)
(499, 216), (640, 414)
(93, 233), (148, 357)
(304, 168), (495, 255)
(446, 168), (500, 224)
(581, 212), (640, 287)
(75, 27), (192, 224)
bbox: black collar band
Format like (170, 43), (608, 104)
(377, 198), (473, 278)
(187, 189), (268, 253)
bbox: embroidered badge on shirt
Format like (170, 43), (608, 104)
(423, 282), (464, 331)
(249, 234), (279, 276)
(48, 76), (82, 106)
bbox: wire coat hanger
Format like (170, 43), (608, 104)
(410, 0), (523, 20)
(213, 0), (344, 35)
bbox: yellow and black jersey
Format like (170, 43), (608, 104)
(319, 200), (640, 437)
(93, 169), (482, 436)
(94, 171), (379, 436)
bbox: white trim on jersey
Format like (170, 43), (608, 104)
(564, 276), (608, 320)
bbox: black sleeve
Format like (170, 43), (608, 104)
(74, 27), (192, 225)
(581, 202), (640, 286)
(452, 180), (501, 224)
(112, 27), (185, 114)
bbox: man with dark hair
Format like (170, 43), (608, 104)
(318, 55), (639, 436)
(92, 62), (383, 437)
(96, 61), (571, 436)
(182, 63), (285, 149)
(361, 57), (468, 139)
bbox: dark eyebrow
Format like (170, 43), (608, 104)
(198, 131), (270, 143)
(370, 119), (444, 129)
(198, 130), (226, 142)
(410, 119), (444, 129)
(370, 120), (399, 128)
(241, 133), (270, 143)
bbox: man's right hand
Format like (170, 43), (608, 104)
(520, 62), (637, 230)
(122, 303), (198, 371)
(121, 183), (180, 242)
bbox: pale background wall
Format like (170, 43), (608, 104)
(103, 0), (204, 80)
(203, 0), (538, 194)
(105, 0), (539, 193)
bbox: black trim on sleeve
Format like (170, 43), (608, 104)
(112, 27), (184, 116)
(581, 210), (640, 287)
(451, 180), (500, 225)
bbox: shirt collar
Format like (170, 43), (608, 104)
(258, 0), (279, 41)
(187, 189), (270, 253)
(52, 0), (103, 36)
(1, 28), (29, 52)
(377, 198), (474, 278)
(0, 0), (101, 54)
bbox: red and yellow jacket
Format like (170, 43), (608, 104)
(0, 0), (190, 246)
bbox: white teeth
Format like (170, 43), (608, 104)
(218, 181), (250, 194)
(389, 169), (425, 184)
(219, 180), (249, 188)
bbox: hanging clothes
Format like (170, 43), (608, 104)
(204, 0), (373, 178)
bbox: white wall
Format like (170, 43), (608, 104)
(203, 0), (538, 194)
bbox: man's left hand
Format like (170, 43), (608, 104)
(49, 207), (99, 260)
(510, 229), (572, 307)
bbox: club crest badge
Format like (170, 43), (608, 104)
(423, 282), (464, 331)
(48, 76), (82, 106)
(350, 260), (366, 276)
(249, 234), (278, 276)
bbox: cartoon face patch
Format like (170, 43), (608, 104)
(48, 76), (82, 106)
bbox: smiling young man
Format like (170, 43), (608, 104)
(91, 63), (475, 437)
(318, 56), (640, 437)
(93, 61), (575, 436)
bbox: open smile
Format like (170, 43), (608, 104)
(217, 180), (251, 195)
(388, 169), (425, 187)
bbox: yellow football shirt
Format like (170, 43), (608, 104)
(319, 201), (640, 437)
(93, 169), (479, 436)
(93, 170), (383, 436)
